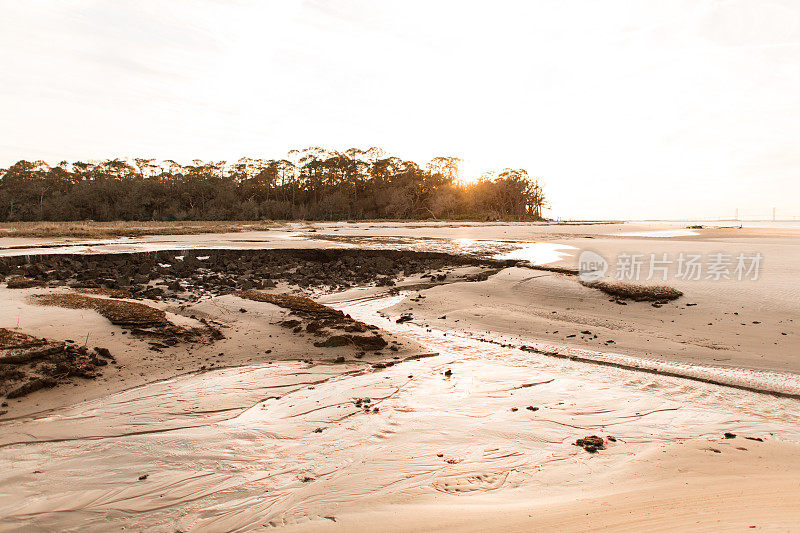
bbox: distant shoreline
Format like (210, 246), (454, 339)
(0, 219), (621, 240)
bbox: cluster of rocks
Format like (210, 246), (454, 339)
(0, 328), (114, 403)
(1, 249), (511, 302)
(353, 397), (379, 413)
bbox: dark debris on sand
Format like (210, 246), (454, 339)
(0, 327), (114, 401)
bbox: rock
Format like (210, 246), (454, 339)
(93, 347), (113, 359)
(574, 435), (605, 453)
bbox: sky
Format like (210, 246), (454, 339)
(1, 0), (799, 220)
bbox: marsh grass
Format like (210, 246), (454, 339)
(232, 290), (344, 317)
(0, 328), (46, 349)
(29, 293), (169, 327)
(580, 279), (682, 302)
(74, 287), (134, 299)
(0, 220), (280, 239)
(6, 276), (46, 289)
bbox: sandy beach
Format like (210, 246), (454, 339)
(1, 221), (799, 531)
(6, 0), (800, 528)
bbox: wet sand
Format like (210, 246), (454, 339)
(1, 221), (799, 531)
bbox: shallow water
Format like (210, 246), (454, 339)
(1, 294), (799, 531)
(0, 232), (522, 259)
(0, 231), (313, 257)
(493, 242), (576, 264)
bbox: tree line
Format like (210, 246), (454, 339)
(0, 147), (546, 222)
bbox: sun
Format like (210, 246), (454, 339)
(456, 158), (482, 184)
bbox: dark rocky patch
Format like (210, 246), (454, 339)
(0, 248), (511, 300)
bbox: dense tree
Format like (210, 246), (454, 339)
(0, 148), (547, 222)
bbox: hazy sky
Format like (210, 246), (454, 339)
(1, 0), (799, 220)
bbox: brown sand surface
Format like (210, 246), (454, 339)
(1, 222), (799, 531)
(377, 266), (799, 375)
(279, 438), (800, 532)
